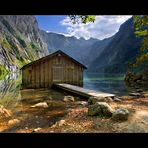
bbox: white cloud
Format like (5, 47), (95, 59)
(46, 30), (50, 33)
(60, 15), (132, 40)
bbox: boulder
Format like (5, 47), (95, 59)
(31, 102), (48, 108)
(135, 89), (143, 93)
(88, 102), (114, 117)
(143, 92), (148, 97)
(76, 101), (88, 107)
(58, 120), (66, 126)
(0, 105), (11, 117)
(129, 92), (141, 97)
(8, 119), (20, 126)
(33, 127), (42, 132)
(63, 96), (75, 102)
(88, 96), (113, 105)
(113, 97), (122, 102)
(112, 108), (129, 121)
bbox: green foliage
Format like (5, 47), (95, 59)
(1, 39), (11, 49)
(6, 36), (18, 51)
(69, 15), (95, 24)
(27, 42), (40, 60)
(0, 64), (9, 80)
(16, 36), (27, 48)
(29, 42), (39, 51)
(14, 58), (29, 69)
(133, 15), (148, 67)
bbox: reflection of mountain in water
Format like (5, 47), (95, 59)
(83, 72), (129, 96)
(0, 73), (21, 108)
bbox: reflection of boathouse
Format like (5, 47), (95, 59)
(21, 50), (87, 89)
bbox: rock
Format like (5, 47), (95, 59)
(88, 96), (113, 105)
(88, 102), (114, 117)
(136, 80), (141, 83)
(8, 119), (20, 126)
(113, 97), (122, 102)
(105, 97), (113, 102)
(112, 108), (129, 121)
(0, 105), (11, 117)
(129, 92), (141, 97)
(76, 101), (88, 107)
(136, 89), (143, 93)
(142, 77), (147, 81)
(33, 127), (42, 132)
(31, 102), (48, 108)
(58, 120), (66, 126)
(36, 121), (40, 124)
(63, 96), (75, 102)
(142, 92), (148, 97)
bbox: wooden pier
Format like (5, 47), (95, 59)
(53, 83), (115, 98)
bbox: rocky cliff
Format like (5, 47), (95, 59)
(0, 15), (48, 72)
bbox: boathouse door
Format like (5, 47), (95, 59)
(52, 65), (64, 82)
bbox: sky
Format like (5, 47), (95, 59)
(35, 15), (132, 40)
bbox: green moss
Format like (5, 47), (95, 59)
(1, 39), (11, 49)
(29, 42), (39, 51)
(14, 58), (29, 69)
(6, 36), (18, 51)
(0, 64), (9, 80)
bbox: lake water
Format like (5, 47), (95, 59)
(0, 72), (129, 108)
(83, 72), (130, 96)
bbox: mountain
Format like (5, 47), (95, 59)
(0, 16), (144, 75)
(82, 36), (114, 66)
(40, 31), (99, 65)
(0, 15), (48, 72)
(88, 17), (143, 74)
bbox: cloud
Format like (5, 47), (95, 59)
(46, 30), (50, 33)
(60, 15), (132, 40)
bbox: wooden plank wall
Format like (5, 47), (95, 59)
(22, 54), (84, 88)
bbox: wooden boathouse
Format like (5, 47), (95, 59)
(21, 50), (87, 89)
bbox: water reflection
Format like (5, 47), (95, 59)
(0, 73), (21, 109)
(83, 72), (129, 96)
(0, 72), (130, 110)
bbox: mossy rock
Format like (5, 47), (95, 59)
(88, 102), (114, 117)
(112, 108), (129, 121)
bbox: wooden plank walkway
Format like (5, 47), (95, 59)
(53, 83), (115, 98)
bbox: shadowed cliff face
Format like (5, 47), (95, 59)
(88, 18), (143, 74)
(0, 15), (48, 72)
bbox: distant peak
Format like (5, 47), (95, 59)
(79, 37), (86, 40)
(89, 37), (99, 41)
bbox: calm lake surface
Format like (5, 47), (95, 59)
(0, 72), (130, 108)
(83, 72), (130, 96)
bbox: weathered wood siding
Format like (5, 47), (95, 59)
(22, 53), (84, 89)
